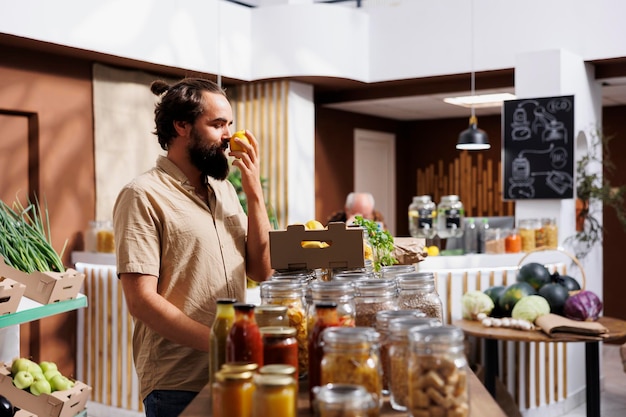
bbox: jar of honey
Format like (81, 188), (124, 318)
(212, 370), (255, 417)
(251, 374), (297, 417)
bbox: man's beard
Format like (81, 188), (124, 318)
(188, 127), (230, 180)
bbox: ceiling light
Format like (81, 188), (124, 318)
(456, 0), (490, 151)
(444, 93), (516, 108)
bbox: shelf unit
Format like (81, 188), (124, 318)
(0, 294), (88, 329)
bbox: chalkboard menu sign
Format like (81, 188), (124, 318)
(502, 95), (574, 200)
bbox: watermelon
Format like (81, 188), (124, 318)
(484, 285), (507, 318)
(498, 282), (536, 317)
(551, 273), (581, 292)
(538, 283), (570, 315)
(517, 262), (551, 291)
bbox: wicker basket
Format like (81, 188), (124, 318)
(517, 246), (586, 296)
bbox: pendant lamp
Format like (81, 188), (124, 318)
(456, 0), (490, 151)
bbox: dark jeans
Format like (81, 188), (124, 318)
(143, 390), (198, 417)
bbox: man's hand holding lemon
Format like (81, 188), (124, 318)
(229, 130), (251, 155)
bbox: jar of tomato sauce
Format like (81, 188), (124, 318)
(260, 326), (299, 380)
(308, 301), (340, 406)
(505, 228), (522, 253)
(227, 303), (263, 368)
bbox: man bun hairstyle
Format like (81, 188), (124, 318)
(150, 78), (227, 150)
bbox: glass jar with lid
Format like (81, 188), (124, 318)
(260, 326), (299, 380)
(354, 279), (398, 328)
(375, 309), (426, 395)
(251, 374), (297, 417)
(260, 280), (308, 377)
(320, 327), (383, 411)
(387, 317), (440, 411)
(542, 217), (558, 248)
(408, 325), (469, 417)
(505, 228), (522, 253)
(212, 370), (255, 417)
(436, 195), (465, 239)
(380, 264), (416, 280)
(519, 218), (539, 252)
(255, 304), (288, 328)
(395, 272), (443, 323)
(308, 281), (356, 329)
(308, 301), (341, 406)
(409, 195), (437, 239)
(313, 383), (377, 417)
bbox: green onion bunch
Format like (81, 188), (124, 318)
(0, 196), (66, 273)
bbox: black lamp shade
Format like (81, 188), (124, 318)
(456, 115), (490, 150)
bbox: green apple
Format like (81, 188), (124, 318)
(50, 374), (73, 392)
(39, 361), (58, 374)
(12, 370), (34, 389)
(29, 378), (52, 396)
(26, 363), (44, 381)
(11, 358), (36, 375)
(44, 369), (62, 382)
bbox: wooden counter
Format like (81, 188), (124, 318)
(180, 368), (507, 417)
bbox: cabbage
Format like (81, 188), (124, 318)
(563, 290), (603, 321)
(461, 291), (494, 320)
(511, 295), (550, 322)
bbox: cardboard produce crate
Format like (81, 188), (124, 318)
(15, 410), (39, 417)
(0, 276), (26, 315)
(269, 222), (365, 270)
(0, 364), (91, 417)
(0, 258), (84, 305)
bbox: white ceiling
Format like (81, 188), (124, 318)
(323, 78), (626, 121)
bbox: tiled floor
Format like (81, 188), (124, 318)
(561, 343), (626, 417)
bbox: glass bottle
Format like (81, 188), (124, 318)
(226, 303), (263, 367)
(308, 301), (340, 406)
(395, 272), (444, 323)
(408, 195), (437, 239)
(477, 218), (490, 253)
(408, 326), (469, 417)
(463, 218), (478, 254)
(260, 326), (299, 380)
(320, 327), (383, 412)
(251, 374), (297, 417)
(212, 370), (255, 417)
(375, 309), (426, 395)
(313, 383), (377, 417)
(387, 317), (440, 411)
(209, 298), (237, 383)
(436, 195), (464, 239)
(353, 279), (398, 328)
(260, 280), (308, 377)
(308, 281), (356, 329)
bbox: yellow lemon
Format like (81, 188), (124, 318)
(305, 219), (325, 230)
(427, 246), (440, 256)
(229, 130), (249, 152)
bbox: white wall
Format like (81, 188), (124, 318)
(2, 0), (626, 83)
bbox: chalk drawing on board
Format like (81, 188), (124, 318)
(531, 170), (573, 195)
(507, 145), (555, 199)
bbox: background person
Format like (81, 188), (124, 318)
(326, 191), (386, 229)
(113, 78), (273, 417)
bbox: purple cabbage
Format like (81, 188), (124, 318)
(563, 290), (603, 321)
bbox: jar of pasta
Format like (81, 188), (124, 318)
(321, 327), (383, 411)
(260, 281), (308, 378)
(212, 370), (255, 417)
(375, 309), (426, 395)
(308, 281), (356, 329)
(542, 218), (558, 248)
(408, 325), (469, 417)
(313, 383), (377, 417)
(518, 218), (539, 252)
(354, 279), (398, 328)
(395, 272), (443, 324)
(252, 374), (297, 417)
(387, 317), (440, 411)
